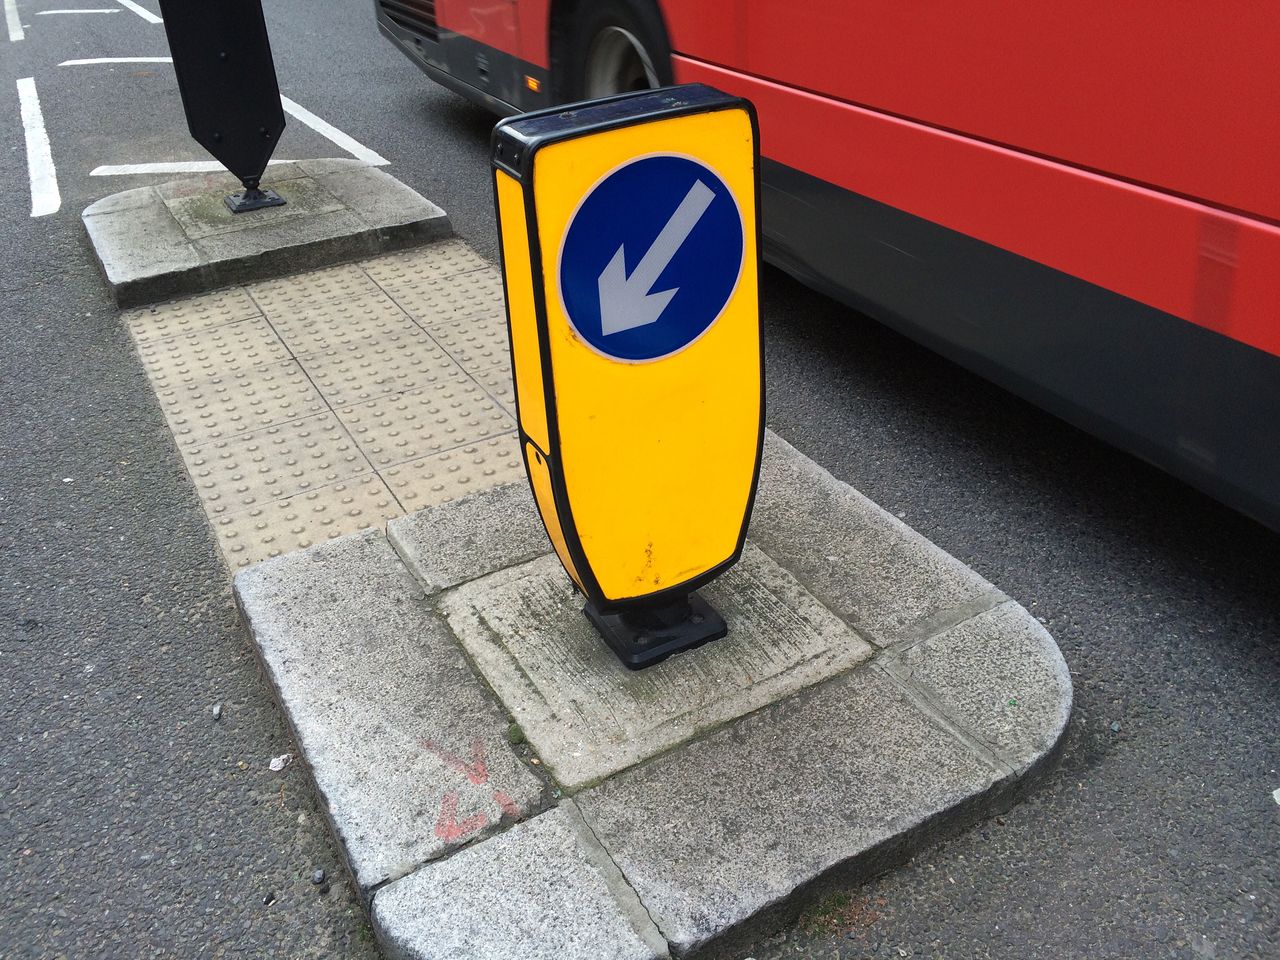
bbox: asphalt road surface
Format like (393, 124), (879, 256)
(2, 2), (1276, 958)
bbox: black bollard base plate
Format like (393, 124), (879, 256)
(584, 592), (727, 670)
(225, 187), (287, 214)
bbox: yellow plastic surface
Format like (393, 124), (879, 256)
(530, 108), (761, 601)
(496, 170), (550, 453)
(524, 442), (584, 590)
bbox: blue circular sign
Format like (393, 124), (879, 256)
(558, 155), (745, 362)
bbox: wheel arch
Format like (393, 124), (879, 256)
(547, 0), (674, 101)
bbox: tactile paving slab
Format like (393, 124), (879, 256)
(188, 413), (371, 518)
(125, 238), (525, 570)
(417, 313), (516, 411)
(248, 262), (381, 317)
(381, 434), (525, 509)
(157, 360), (329, 450)
(435, 346), (515, 410)
(421, 314), (511, 372)
(124, 287), (260, 344)
(138, 316), (291, 385)
(297, 330), (465, 408)
(382, 267), (506, 327)
(214, 476), (402, 570)
(361, 239), (489, 290)
(338, 379), (515, 468)
(262, 290), (420, 356)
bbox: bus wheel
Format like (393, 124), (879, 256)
(557, 0), (674, 101)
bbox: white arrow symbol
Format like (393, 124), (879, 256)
(597, 179), (716, 336)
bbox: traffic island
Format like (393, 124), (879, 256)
(82, 159), (450, 307)
(233, 430), (1072, 959)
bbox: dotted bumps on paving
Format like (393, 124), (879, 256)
(123, 240), (526, 570)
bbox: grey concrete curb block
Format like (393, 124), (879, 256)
(373, 803), (671, 960)
(386, 481), (551, 594)
(234, 430), (1072, 959)
(232, 530), (550, 902)
(82, 159), (451, 307)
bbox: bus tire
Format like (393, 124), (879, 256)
(555, 0), (674, 102)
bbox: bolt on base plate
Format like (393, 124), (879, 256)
(584, 592), (728, 670)
(225, 187), (287, 213)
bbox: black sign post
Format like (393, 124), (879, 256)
(158, 0), (288, 213)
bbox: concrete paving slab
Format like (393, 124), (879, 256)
(83, 159), (450, 307)
(193, 208), (372, 263)
(372, 803), (669, 960)
(750, 432), (1005, 646)
(440, 545), (874, 790)
(83, 186), (201, 303)
(297, 158), (445, 231)
(84, 181), (174, 215)
(233, 530), (549, 899)
(166, 175), (344, 241)
(151, 164), (309, 202)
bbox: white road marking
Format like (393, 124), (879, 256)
(4, 0), (23, 42)
(90, 97), (387, 178)
(280, 95), (389, 166)
(90, 159), (291, 176)
(36, 8), (122, 13)
(115, 0), (159, 23)
(17, 77), (60, 217)
(60, 55), (171, 65)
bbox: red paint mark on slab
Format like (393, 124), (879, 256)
(422, 738), (489, 785)
(493, 790), (521, 818)
(435, 792), (488, 842)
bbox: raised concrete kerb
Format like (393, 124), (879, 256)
(82, 159), (451, 307)
(373, 802), (671, 960)
(232, 530), (550, 900)
(233, 429), (1072, 959)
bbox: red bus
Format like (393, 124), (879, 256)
(374, 1), (1280, 531)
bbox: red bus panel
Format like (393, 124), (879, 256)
(674, 55), (1280, 360)
(737, 2), (1280, 222)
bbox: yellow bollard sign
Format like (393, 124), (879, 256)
(492, 84), (763, 668)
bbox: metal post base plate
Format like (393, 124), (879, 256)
(584, 592), (727, 670)
(224, 187), (286, 213)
